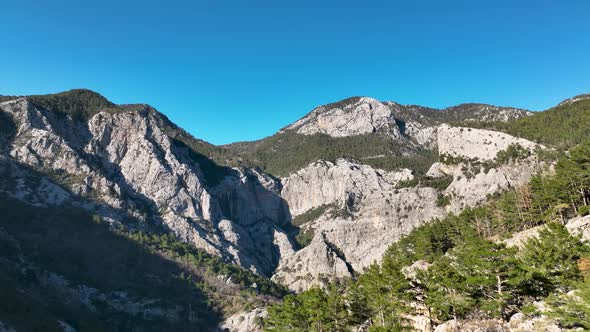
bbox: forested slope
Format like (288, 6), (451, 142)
(263, 139), (590, 331)
(0, 195), (286, 331)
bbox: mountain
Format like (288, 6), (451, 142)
(454, 94), (590, 149)
(1, 88), (589, 331)
(558, 93), (590, 106)
(225, 97), (531, 177)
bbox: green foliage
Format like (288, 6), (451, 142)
(439, 153), (476, 166)
(386, 210), (479, 264)
(27, 89), (116, 121)
(519, 222), (590, 297)
(396, 175), (453, 191)
(546, 276), (590, 329)
(226, 132), (438, 177)
(126, 232), (288, 299)
(265, 285), (348, 331)
(295, 229), (315, 248)
(579, 205), (590, 216)
(495, 143), (531, 164)
(436, 193), (451, 207)
(291, 204), (335, 227)
(529, 141), (590, 223)
(0, 269), (76, 332)
(422, 238), (524, 321)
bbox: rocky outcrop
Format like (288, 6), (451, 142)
(507, 313), (561, 332)
(558, 93), (590, 106)
(437, 124), (541, 161)
(282, 97), (530, 146)
(281, 159), (413, 217)
(504, 215), (590, 248)
(274, 159), (443, 291)
(219, 308), (266, 332)
(285, 97), (402, 138)
(566, 214), (590, 241)
(443, 160), (545, 212)
(0, 98), (296, 276)
(442, 103), (532, 122)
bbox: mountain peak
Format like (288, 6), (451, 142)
(284, 96), (399, 138)
(558, 93), (590, 106)
(25, 89), (115, 119)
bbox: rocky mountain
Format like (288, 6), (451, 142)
(271, 125), (544, 291)
(1, 88), (583, 331)
(0, 94), (295, 277)
(224, 97), (531, 177)
(282, 97), (530, 140)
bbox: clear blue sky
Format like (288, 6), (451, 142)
(1, 0), (589, 144)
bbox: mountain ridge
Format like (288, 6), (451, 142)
(2, 88), (590, 331)
(3, 89), (534, 146)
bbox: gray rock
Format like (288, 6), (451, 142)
(220, 308), (267, 332)
(285, 97), (402, 138)
(0, 98), (296, 276)
(437, 124), (542, 161)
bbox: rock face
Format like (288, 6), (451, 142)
(281, 159), (413, 216)
(219, 308), (266, 332)
(283, 97), (531, 147)
(0, 92), (542, 295)
(273, 159), (444, 291)
(558, 93), (590, 106)
(441, 103), (532, 122)
(285, 97), (402, 138)
(443, 160), (544, 212)
(0, 98), (296, 276)
(437, 124), (541, 161)
(272, 126), (545, 291)
(1, 90), (571, 332)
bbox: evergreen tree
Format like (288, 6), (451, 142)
(546, 277), (590, 329)
(519, 222), (590, 297)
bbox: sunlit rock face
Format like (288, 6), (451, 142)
(0, 98), (296, 276)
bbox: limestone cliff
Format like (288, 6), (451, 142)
(0, 92), (541, 293)
(0, 97), (296, 276)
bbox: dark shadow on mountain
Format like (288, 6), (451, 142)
(171, 137), (239, 187)
(0, 162), (218, 331)
(3, 94), (297, 281)
(0, 111), (16, 153)
(170, 140), (296, 276)
(394, 118), (407, 137)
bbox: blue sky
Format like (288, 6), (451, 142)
(1, 0), (589, 144)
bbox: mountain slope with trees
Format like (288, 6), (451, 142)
(1, 89), (589, 332)
(263, 137), (590, 332)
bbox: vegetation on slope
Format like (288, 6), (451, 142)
(226, 131), (437, 177)
(263, 140), (590, 331)
(0, 196), (286, 331)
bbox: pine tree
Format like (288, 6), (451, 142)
(546, 277), (590, 329)
(519, 222), (590, 297)
(347, 283), (372, 326)
(325, 284), (348, 331)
